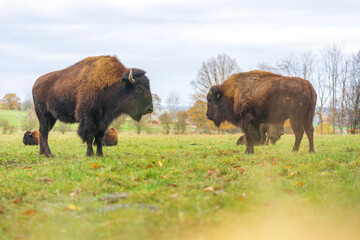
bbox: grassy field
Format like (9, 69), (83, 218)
(0, 133), (359, 240)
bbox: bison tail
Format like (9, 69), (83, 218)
(308, 83), (317, 123)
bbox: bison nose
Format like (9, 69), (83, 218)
(146, 107), (153, 114)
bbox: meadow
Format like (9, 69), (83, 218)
(0, 133), (359, 240)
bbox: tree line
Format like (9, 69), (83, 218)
(1, 44), (359, 135)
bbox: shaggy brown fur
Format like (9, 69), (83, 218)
(23, 130), (40, 145)
(32, 56), (153, 157)
(207, 71), (316, 154)
(103, 128), (118, 146)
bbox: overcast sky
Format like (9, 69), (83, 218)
(1, 0), (360, 106)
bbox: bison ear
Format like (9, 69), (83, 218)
(210, 85), (223, 99)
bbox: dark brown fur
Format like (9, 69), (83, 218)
(103, 128), (118, 146)
(32, 56), (153, 157)
(207, 71), (316, 154)
(23, 130), (40, 145)
(236, 123), (284, 146)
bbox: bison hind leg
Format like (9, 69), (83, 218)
(290, 118), (304, 152)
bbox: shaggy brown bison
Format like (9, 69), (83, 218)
(207, 71), (316, 154)
(236, 123), (284, 146)
(103, 128), (118, 146)
(23, 130), (40, 145)
(32, 56), (153, 157)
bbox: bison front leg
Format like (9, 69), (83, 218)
(94, 135), (104, 156)
(241, 121), (260, 154)
(86, 138), (95, 156)
(78, 118), (96, 157)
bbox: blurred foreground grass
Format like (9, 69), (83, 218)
(0, 134), (359, 240)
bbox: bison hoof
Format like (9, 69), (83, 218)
(97, 152), (104, 157)
(45, 153), (54, 158)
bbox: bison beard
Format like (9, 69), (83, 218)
(32, 56), (153, 157)
(207, 70), (317, 154)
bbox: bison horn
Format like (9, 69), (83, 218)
(128, 69), (135, 84)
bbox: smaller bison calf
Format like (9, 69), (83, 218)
(23, 131), (40, 145)
(103, 128), (118, 146)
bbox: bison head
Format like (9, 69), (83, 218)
(122, 68), (153, 121)
(206, 85), (232, 127)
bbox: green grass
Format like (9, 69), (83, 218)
(0, 109), (27, 128)
(0, 134), (359, 240)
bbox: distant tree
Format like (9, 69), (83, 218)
(22, 110), (38, 131)
(174, 111), (187, 134)
(166, 91), (180, 121)
(191, 53), (240, 102)
(159, 112), (172, 135)
(150, 93), (162, 123)
(187, 100), (217, 133)
(315, 122), (333, 134)
(110, 115), (127, 131)
(1, 93), (21, 110)
(131, 115), (151, 135)
(347, 51), (360, 131)
(56, 122), (69, 134)
(22, 93), (34, 111)
(219, 121), (236, 133)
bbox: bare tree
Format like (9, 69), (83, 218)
(322, 43), (343, 134)
(347, 51), (360, 132)
(313, 61), (331, 134)
(191, 53), (240, 101)
(166, 91), (180, 121)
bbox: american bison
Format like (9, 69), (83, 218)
(23, 130), (40, 145)
(103, 128), (118, 146)
(32, 56), (153, 157)
(207, 71), (316, 154)
(236, 123), (284, 146)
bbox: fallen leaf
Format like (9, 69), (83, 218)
(147, 164), (153, 169)
(35, 177), (54, 184)
(156, 161), (163, 167)
(13, 197), (23, 204)
(289, 171), (295, 177)
(91, 162), (101, 169)
(204, 186), (214, 192)
(171, 193), (179, 199)
(214, 188), (224, 194)
(233, 166), (246, 174)
(161, 175), (169, 179)
(70, 188), (81, 197)
(24, 167), (32, 170)
(68, 204), (81, 210)
(207, 169), (219, 176)
(295, 181), (307, 187)
(23, 210), (36, 216)
(240, 192), (247, 201)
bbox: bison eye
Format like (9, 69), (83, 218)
(136, 86), (142, 93)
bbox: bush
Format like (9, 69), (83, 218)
(1, 119), (15, 134)
(22, 110), (38, 131)
(316, 122), (333, 134)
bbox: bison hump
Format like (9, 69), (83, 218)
(77, 56), (126, 91)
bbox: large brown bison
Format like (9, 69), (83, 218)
(32, 56), (153, 157)
(103, 128), (118, 146)
(207, 71), (316, 154)
(23, 130), (40, 145)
